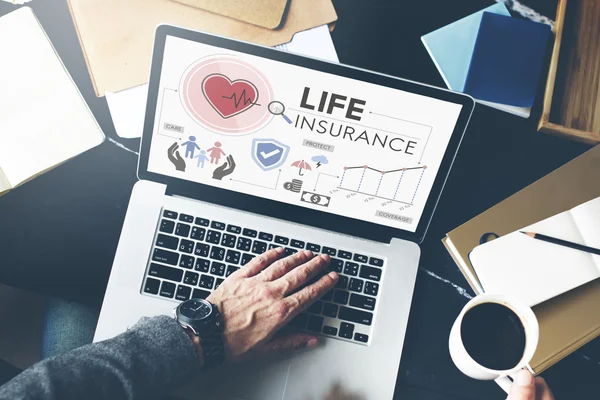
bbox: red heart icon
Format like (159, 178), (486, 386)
(202, 73), (259, 119)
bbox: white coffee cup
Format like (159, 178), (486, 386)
(449, 294), (539, 393)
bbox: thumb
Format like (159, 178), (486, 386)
(507, 370), (536, 400)
(257, 333), (319, 356)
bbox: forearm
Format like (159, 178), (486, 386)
(0, 316), (199, 400)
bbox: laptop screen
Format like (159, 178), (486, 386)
(147, 35), (463, 233)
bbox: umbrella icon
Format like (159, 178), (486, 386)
(291, 160), (312, 176)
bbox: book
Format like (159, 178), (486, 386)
(470, 197), (600, 307)
(464, 12), (551, 108)
(0, 7), (105, 196)
(443, 145), (600, 374)
(421, 4), (532, 118)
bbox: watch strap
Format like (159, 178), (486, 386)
(199, 323), (225, 368)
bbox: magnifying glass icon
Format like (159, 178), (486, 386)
(268, 101), (292, 124)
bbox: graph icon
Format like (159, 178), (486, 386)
(338, 164), (427, 205)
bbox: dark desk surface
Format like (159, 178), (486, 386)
(1, 0), (599, 398)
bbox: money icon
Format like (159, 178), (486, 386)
(300, 191), (331, 207)
(283, 179), (303, 193)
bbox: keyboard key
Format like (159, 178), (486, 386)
(338, 306), (373, 326)
(307, 301), (323, 314)
(349, 294), (376, 311)
(199, 274), (215, 289)
(259, 232), (273, 241)
(175, 285), (191, 301)
(322, 246), (336, 256)
(215, 278), (224, 289)
(338, 250), (352, 259)
(183, 271), (199, 286)
(175, 223), (190, 237)
(155, 234), (178, 250)
(163, 210), (177, 219)
(194, 243), (210, 257)
(348, 278), (364, 293)
(252, 240), (267, 254)
(322, 289), (334, 302)
(335, 275), (348, 289)
(210, 262), (226, 276)
(179, 213), (194, 223)
(306, 243), (321, 252)
(290, 239), (305, 249)
(274, 235), (289, 245)
(236, 237), (252, 252)
(194, 258), (210, 273)
(225, 250), (241, 265)
(227, 225), (242, 234)
(179, 239), (194, 254)
(226, 265), (239, 277)
(159, 281), (176, 298)
(195, 217), (209, 227)
(143, 277), (160, 294)
(241, 253), (255, 266)
(285, 248), (298, 256)
(242, 228), (257, 238)
(268, 244), (278, 250)
(192, 288), (210, 299)
(339, 322), (354, 339)
(206, 230), (221, 244)
(353, 254), (368, 263)
(359, 265), (382, 282)
(159, 219), (175, 234)
(323, 326), (338, 336)
(307, 315), (324, 332)
(333, 290), (349, 305)
(190, 227), (206, 241)
(354, 333), (369, 343)
(221, 233), (237, 248)
(289, 313), (308, 330)
(211, 221), (226, 230)
(152, 249), (179, 265)
(322, 303), (338, 318)
(329, 258), (344, 273)
(364, 281), (379, 296)
(369, 257), (384, 267)
(343, 262), (359, 276)
(210, 246), (225, 261)
(179, 255), (195, 269)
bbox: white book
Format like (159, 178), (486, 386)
(470, 197), (600, 307)
(0, 7), (104, 195)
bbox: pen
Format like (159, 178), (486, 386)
(520, 231), (600, 256)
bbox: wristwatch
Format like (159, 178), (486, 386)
(174, 298), (225, 368)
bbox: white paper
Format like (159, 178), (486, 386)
(106, 25), (339, 139)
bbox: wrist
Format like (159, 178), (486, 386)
(185, 328), (205, 368)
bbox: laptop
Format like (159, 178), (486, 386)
(94, 25), (474, 400)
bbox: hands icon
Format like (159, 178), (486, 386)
(167, 142), (186, 172)
(212, 155), (236, 180)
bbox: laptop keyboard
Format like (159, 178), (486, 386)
(141, 209), (386, 345)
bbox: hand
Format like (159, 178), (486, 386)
(212, 155), (236, 180)
(207, 247), (338, 361)
(167, 142), (186, 172)
(507, 370), (555, 400)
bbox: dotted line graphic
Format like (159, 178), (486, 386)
(375, 174), (384, 195)
(393, 171), (405, 200)
(411, 169), (426, 203)
(357, 167), (367, 192)
(339, 170), (347, 187)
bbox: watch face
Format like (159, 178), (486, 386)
(179, 299), (212, 321)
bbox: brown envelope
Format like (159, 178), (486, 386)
(171, 0), (290, 29)
(66, 0), (337, 96)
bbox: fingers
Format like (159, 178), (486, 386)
(507, 370), (536, 400)
(284, 270), (338, 314)
(237, 247), (285, 278)
(535, 377), (555, 400)
(168, 142), (178, 153)
(254, 333), (318, 356)
(276, 253), (332, 295)
(175, 151), (184, 162)
(228, 155), (236, 169)
(261, 250), (315, 281)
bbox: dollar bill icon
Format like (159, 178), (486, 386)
(300, 191), (331, 207)
(283, 179), (303, 193)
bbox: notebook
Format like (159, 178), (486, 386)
(0, 7), (105, 196)
(464, 12), (551, 108)
(421, 4), (532, 118)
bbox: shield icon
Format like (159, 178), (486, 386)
(251, 138), (290, 171)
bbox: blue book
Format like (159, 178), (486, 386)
(421, 3), (510, 92)
(464, 12), (551, 108)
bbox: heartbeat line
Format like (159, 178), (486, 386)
(222, 89), (261, 108)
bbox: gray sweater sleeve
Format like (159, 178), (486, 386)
(0, 315), (199, 400)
